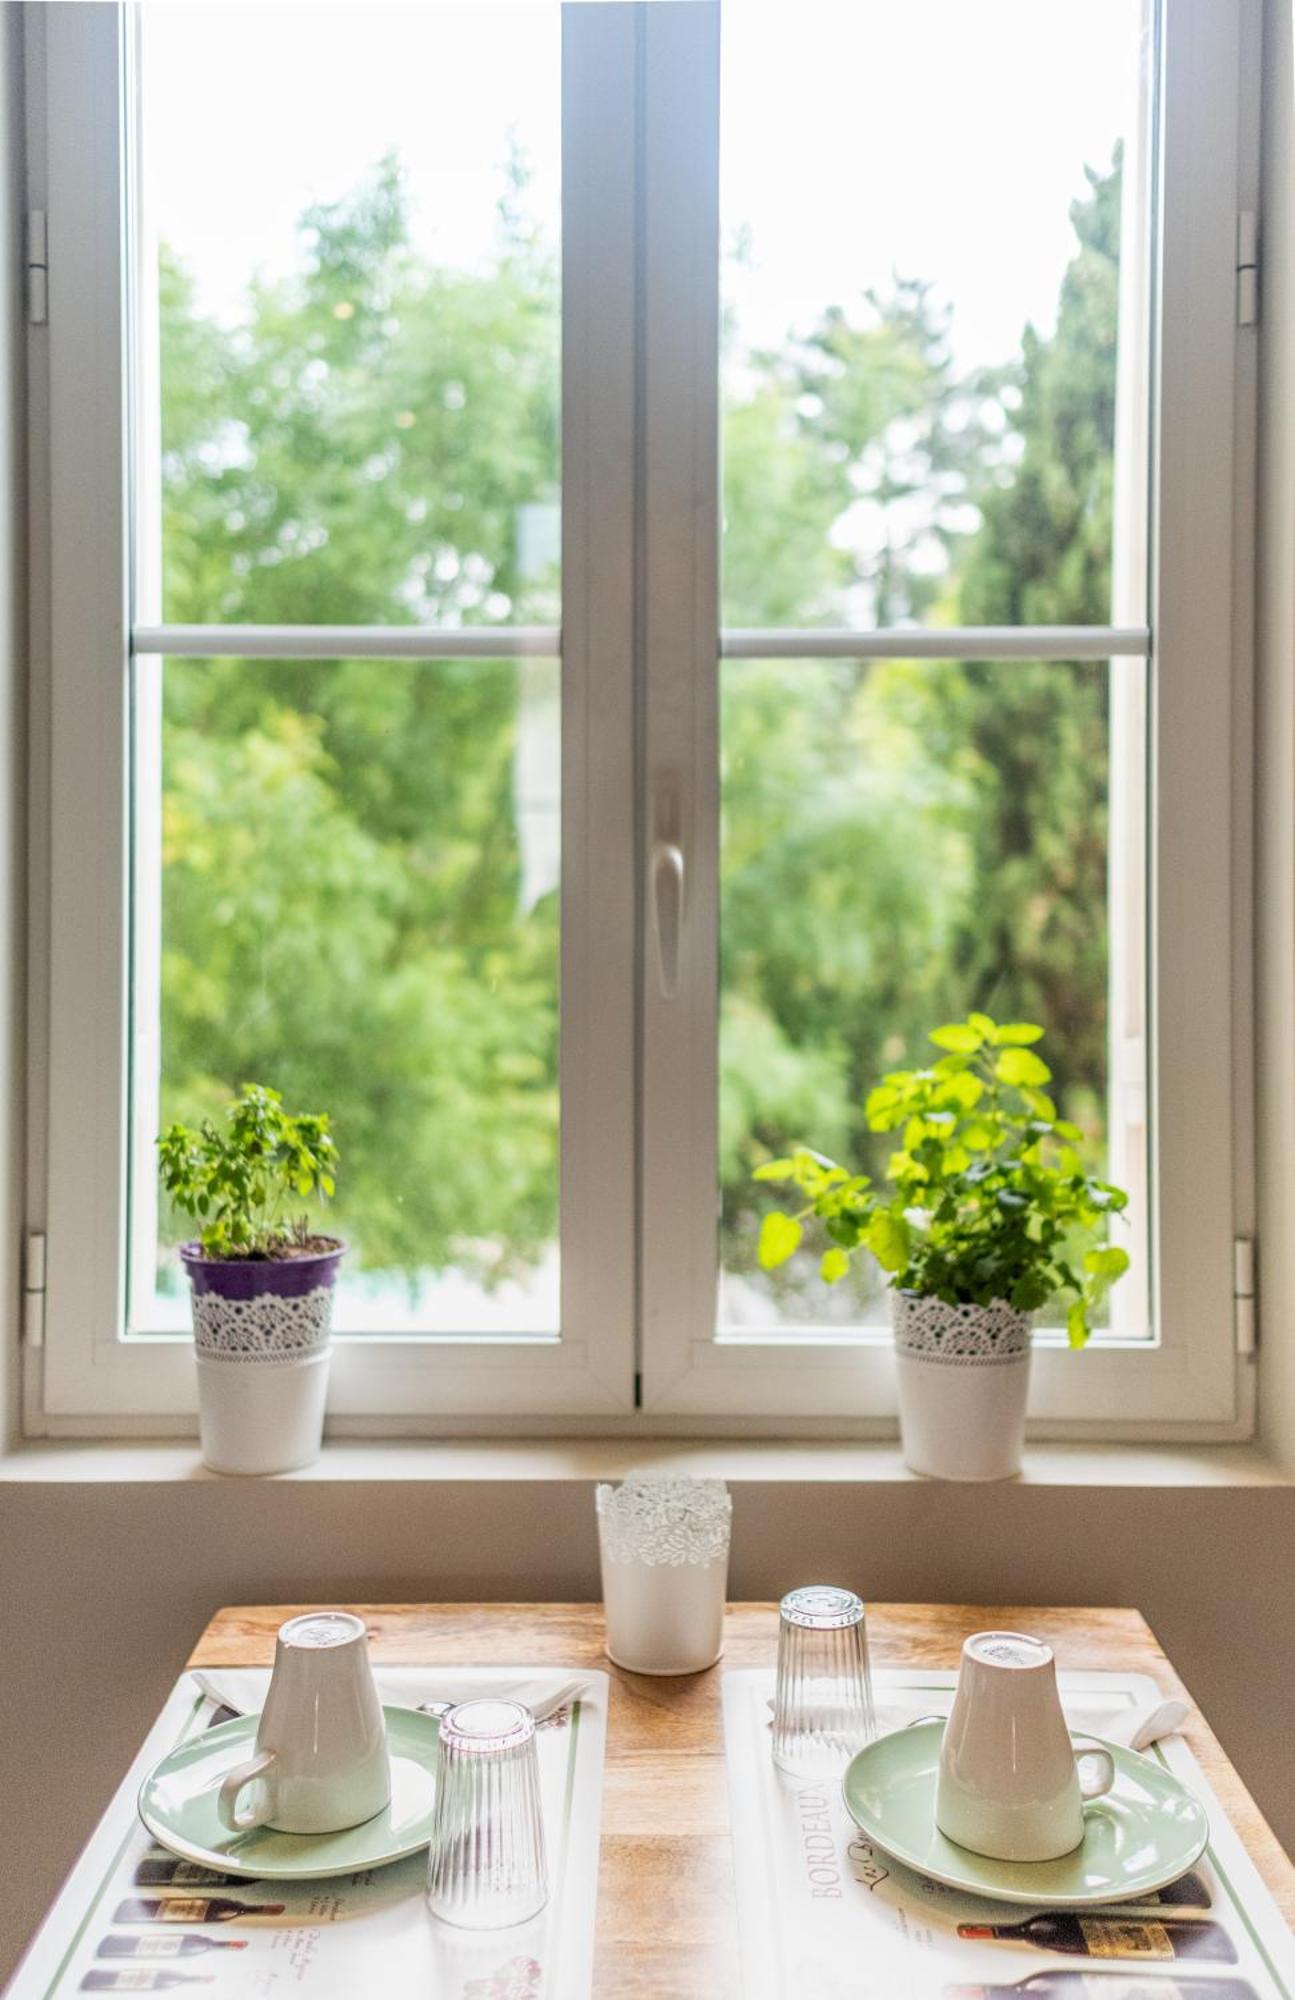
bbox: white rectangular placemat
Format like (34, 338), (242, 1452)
(9, 1666), (607, 2000)
(724, 1665), (1295, 2000)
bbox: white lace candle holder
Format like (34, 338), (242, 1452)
(596, 1474), (732, 1676)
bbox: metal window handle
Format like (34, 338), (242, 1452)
(651, 838), (685, 999)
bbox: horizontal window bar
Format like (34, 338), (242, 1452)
(131, 624), (561, 659)
(721, 626), (1152, 661)
(133, 623), (1152, 663)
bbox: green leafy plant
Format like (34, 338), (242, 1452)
(158, 1084), (340, 1259)
(754, 1015), (1129, 1347)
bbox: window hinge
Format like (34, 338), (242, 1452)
(25, 210), (47, 326)
(22, 1230), (46, 1348)
(1237, 211), (1259, 327)
(1233, 1236), (1257, 1356)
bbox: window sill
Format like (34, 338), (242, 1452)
(0, 1436), (1287, 1486)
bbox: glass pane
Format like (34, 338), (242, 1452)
(130, 657), (560, 1336)
(719, 656), (1149, 1337)
(721, 0), (1151, 629)
(137, 3), (561, 626)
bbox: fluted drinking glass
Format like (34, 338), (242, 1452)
(771, 1585), (875, 1777)
(426, 1699), (548, 1929)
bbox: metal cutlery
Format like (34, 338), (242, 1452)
(764, 1693), (1190, 1753)
(192, 1668), (589, 1727)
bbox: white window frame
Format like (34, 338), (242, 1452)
(635, 0), (1259, 1436)
(23, 0), (1258, 1439)
(28, 0), (639, 1426)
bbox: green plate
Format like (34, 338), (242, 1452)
(842, 1721), (1208, 1909)
(138, 1705), (440, 1881)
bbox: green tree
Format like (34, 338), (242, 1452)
(153, 140), (1124, 1317)
(719, 160), (1124, 1298)
(157, 158), (562, 1288)
(937, 151), (1124, 1120)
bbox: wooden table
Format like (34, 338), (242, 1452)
(192, 1603), (1295, 1999)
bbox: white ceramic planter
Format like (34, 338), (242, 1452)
(891, 1292), (1032, 1482)
(182, 1241), (344, 1476)
(195, 1348), (332, 1476)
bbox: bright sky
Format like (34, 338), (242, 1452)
(141, 0), (1146, 374)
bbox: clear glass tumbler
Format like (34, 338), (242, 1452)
(426, 1699), (549, 1929)
(771, 1585), (875, 1777)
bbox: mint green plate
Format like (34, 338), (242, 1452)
(138, 1705), (440, 1881)
(842, 1721), (1208, 1908)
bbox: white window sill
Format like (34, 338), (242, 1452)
(0, 1437), (1287, 1486)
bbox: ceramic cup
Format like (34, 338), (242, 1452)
(935, 1630), (1115, 1861)
(217, 1611), (391, 1835)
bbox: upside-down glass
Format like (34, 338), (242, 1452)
(426, 1699), (548, 1929)
(771, 1585), (875, 1777)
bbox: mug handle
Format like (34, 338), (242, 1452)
(1074, 1741), (1116, 1803)
(218, 1748), (278, 1832)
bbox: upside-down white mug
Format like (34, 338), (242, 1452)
(935, 1630), (1116, 1861)
(217, 1611), (391, 1835)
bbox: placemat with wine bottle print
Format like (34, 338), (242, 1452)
(8, 1669), (606, 2000)
(723, 1667), (1295, 2000)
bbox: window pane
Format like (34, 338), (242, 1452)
(720, 0), (1150, 629)
(137, 3), (561, 626)
(719, 656), (1149, 1337)
(130, 657), (560, 1336)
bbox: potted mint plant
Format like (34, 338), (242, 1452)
(158, 1084), (343, 1475)
(753, 1015), (1130, 1480)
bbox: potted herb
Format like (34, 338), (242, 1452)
(158, 1084), (343, 1475)
(753, 1015), (1130, 1480)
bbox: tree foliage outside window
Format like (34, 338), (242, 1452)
(154, 145), (1122, 1317)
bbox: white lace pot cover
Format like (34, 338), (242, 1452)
(595, 1474), (733, 1567)
(181, 1242), (343, 1366)
(189, 1283), (336, 1364)
(891, 1292), (1032, 1480)
(890, 1291), (1032, 1368)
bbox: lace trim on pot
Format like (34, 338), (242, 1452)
(191, 1284), (335, 1363)
(596, 1474), (733, 1567)
(891, 1293), (1031, 1368)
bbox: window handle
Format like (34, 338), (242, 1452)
(650, 837), (685, 999)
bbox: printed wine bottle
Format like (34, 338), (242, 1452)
(81, 1974), (216, 1993)
(945, 1974), (1260, 1998)
(1144, 1870), (1212, 1908)
(112, 1897), (285, 1925)
(133, 1859), (238, 1888)
(99, 1935), (248, 1958)
(957, 1914), (1236, 1962)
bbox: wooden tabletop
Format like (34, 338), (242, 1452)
(192, 1602), (1295, 1999)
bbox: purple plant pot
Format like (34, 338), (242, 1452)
(180, 1241), (346, 1362)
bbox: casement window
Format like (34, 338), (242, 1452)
(26, 0), (1257, 1435)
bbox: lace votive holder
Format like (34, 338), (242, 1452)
(596, 1474), (732, 1675)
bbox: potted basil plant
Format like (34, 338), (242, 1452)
(158, 1084), (343, 1475)
(754, 1015), (1130, 1481)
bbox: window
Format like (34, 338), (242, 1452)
(28, 0), (1257, 1435)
